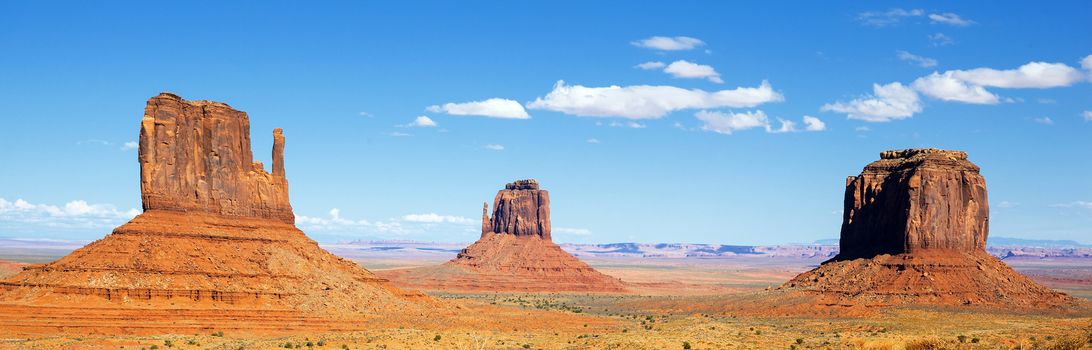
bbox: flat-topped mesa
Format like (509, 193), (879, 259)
(484, 179), (551, 240)
(837, 148), (989, 260)
(139, 92), (294, 223)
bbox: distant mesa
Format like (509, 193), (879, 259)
(778, 148), (1071, 309)
(379, 179), (628, 293)
(0, 93), (435, 334)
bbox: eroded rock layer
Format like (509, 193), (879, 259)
(140, 93), (294, 223)
(0, 93), (435, 334)
(487, 179), (551, 239)
(381, 180), (626, 293)
(839, 148), (988, 260)
(777, 149), (1070, 310)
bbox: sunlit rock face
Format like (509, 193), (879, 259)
(139, 92), (293, 223)
(837, 148), (989, 260)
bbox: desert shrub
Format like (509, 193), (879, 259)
(1041, 336), (1083, 350)
(164, 340), (173, 347)
(317, 340), (326, 346)
(904, 338), (951, 350)
(796, 338), (804, 344)
(682, 341), (692, 349)
(522, 344), (531, 349)
(434, 335), (441, 341)
(306, 341), (313, 347)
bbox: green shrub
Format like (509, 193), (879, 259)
(682, 341), (692, 349)
(434, 335), (441, 342)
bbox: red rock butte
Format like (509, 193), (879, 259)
(379, 179), (628, 293)
(779, 148), (1070, 309)
(0, 93), (434, 335)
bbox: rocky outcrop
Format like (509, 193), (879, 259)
(485, 179), (551, 239)
(382, 180), (627, 293)
(838, 148), (988, 260)
(0, 93), (435, 332)
(139, 93), (293, 223)
(776, 148), (1070, 310)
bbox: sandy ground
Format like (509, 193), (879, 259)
(1, 247), (1090, 349)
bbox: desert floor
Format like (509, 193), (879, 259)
(1, 248), (1090, 349)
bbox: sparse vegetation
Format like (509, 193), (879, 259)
(682, 340), (692, 349)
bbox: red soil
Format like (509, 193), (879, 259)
(379, 233), (628, 293)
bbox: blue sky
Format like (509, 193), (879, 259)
(1, 1), (1090, 244)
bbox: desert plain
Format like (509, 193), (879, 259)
(0, 238), (1089, 350)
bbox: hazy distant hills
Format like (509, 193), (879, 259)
(1, 236), (1089, 263)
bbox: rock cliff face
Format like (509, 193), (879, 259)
(838, 148), (988, 260)
(139, 93), (293, 223)
(381, 179), (627, 293)
(0, 93), (435, 334)
(777, 148), (1069, 310)
(485, 179), (551, 240)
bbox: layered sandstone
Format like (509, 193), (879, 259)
(380, 180), (627, 293)
(487, 179), (551, 239)
(0, 93), (434, 334)
(139, 93), (293, 223)
(778, 149), (1069, 309)
(838, 149), (988, 259)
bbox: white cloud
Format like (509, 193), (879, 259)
(1051, 201), (1092, 209)
(387, 132), (410, 137)
(855, 126), (871, 132)
(1083, 111), (1092, 122)
(949, 61), (1084, 88)
(554, 227), (592, 236)
(928, 12), (974, 26)
(695, 111), (826, 135)
(484, 144), (505, 151)
(857, 8), (924, 26)
(427, 98), (530, 119)
(1082, 54), (1092, 73)
(663, 60), (723, 83)
(0, 197), (141, 231)
(121, 141), (138, 151)
(527, 80), (783, 119)
(586, 138), (601, 144)
(897, 50), (938, 68)
(635, 61), (666, 70)
(607, 121), (647, 129)
(696, 110), (770, 134)
(401, 213), (474, 225)
(296, 208), (406, 235)
(825, 57), (1092, 121)
(821, 82), (922, 122)
(77, 139), (110, 146)
(928, 33), (954, 46)
(631, 36), (705, 51)
(359, 112), (374, 117)
(996, 201), (1020, 209)
(1032, 117), (1054, 125)
(405, 115), (437, 127)
(803, 116), (826, 131)
(912, 72), (1000, 104)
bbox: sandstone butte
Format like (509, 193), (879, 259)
(778, 148), (1072, 309)
(0, 93), (437, 335)
(380, 179), (628, 293)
